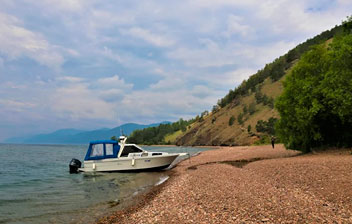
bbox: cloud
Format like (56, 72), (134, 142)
(200, 68), (259, 89)
(120, 88), (216, 120)
(240, 41), (297, 66)
(252, 0), (350, 36)
(168, 39), (296, 68)
(167, 38), (236, 67)
(52, 82), (116, 120)
(3, 81), (27, 90)
(27, 0), (85, 12)
(0, 99), (36, 112)
(120, 27), (175, 47)
(191, 85), (214, 99)
(339, 0), (352, 5)
(223, 15), (254, 38)
(101, 47), (124, 63)
(224, 68), (259, 86)
(0, 12), (64, 69)
(57, 76), (84, 83)
(97, 75), (134, 89)
(1, 0), (352, 140)
(51, 75), (135, 119)
(149, 77), (185, 90)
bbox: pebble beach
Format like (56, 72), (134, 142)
(98, 144), (352, 223)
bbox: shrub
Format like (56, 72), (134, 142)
(247, 125), (252, 133)
(249, 102), (256, 115)
(229, 116), (235, 126)
(237, 113), (244, 125)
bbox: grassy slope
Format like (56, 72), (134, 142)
(175, 40), (336, 146)
(175, 28), (340, 147)
(175, 75), (286, 146)
(164, 130), (183, 143)
(172, 23), (341, 146)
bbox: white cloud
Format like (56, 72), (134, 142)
(1, 0), (352, 139)
(0, 99), (36, 112)
(190, 0), (258, 9)
(120, 88), (215, 120)
(97, 75), (134, 89)
(223, 68), (259, 86)
(101, 47), (124, 63)
(0, 12), (64, 69)
(28, 0), (85, 12)
(168, 38), (296, 68)
(149, 77), (184, 90)
(90, 9), (136, 28)
(223, 15), (254, 38)
(51, 75), (135, 119)
(52, 83), (115, 120)
(339, 0), (352, 5)
(3, 81), (27, 90)
(121, 27), (175, 47)
(168, 39), (235, 67)
(240, 41), (297, 66)
(191, 85), (214, 99)
(253, 0), (350, 36)
(57, 76), (84, 83)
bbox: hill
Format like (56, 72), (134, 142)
(174, 24), (345, 146)
(4, 122), (169, 144)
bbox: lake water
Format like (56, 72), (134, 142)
(0, 144), (211, 224)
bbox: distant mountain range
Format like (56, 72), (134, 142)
(4, 122), (170, 144)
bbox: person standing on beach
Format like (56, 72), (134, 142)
(271, 136), (276, 148)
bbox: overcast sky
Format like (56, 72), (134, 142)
(0, 0), (351, 141)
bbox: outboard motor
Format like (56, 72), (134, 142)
(69, 158), (82, 174)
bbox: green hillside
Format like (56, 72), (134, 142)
(175, 23), (346, 146)
(128, 20), (351, 149)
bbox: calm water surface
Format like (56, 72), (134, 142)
(0, 144), (211, 224)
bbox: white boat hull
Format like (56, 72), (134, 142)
(79, 154), (179, 172)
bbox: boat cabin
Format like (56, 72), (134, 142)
(84, 140), (120, 161)
(84, 139), (146, 161)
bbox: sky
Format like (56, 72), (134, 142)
(0, 0), (351, 141)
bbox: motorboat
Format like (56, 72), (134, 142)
(69, 136), (187, 173)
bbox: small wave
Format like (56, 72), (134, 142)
(0, 178), (44, 189)
(0, 198), (31, 206)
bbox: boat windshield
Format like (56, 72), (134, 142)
(120, 145), (143, 157)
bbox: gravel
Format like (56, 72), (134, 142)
(98, 144), (352, 223)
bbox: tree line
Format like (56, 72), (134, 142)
(276, 18), (352, 152)
(126, 118), (195, 145)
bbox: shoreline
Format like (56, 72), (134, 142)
(98, 145), (352, 223)
(96, 149), (205, 223)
